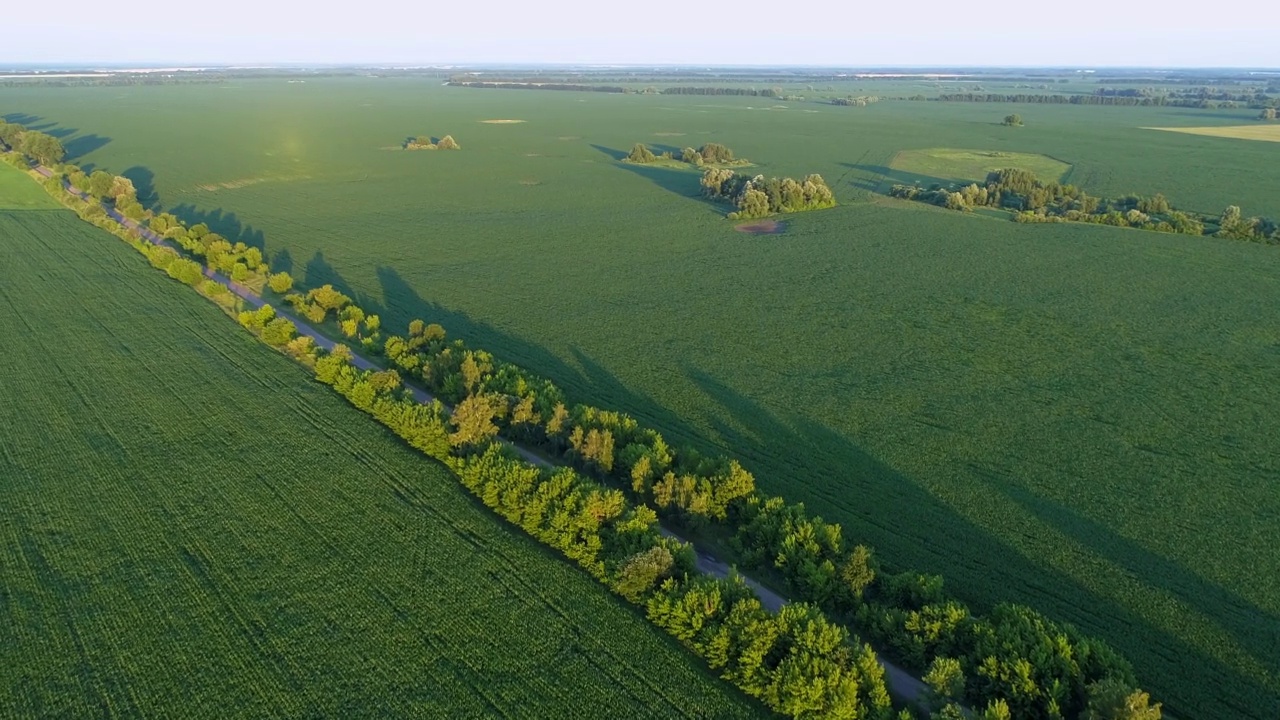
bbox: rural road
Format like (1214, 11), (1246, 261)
(37, 164), (930, 706)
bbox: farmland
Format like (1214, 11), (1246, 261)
(886, 148), (1072, 187)
(0, 161), (59, 209)
(0, 209), (762, 718)
(5, 74), (1280, 718)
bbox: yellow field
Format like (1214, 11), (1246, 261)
(1145, 124), (1280, 142)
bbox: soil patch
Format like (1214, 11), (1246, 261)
(654, 132), (686, 137)
(734, 219), (787, 235)
(480, 119), (526, 124)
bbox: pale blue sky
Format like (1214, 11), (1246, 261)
(8, 0), (1277, 68)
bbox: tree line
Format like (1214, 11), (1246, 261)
(405, 134), (460, 150)
(890, 168), (1279, 243)
(624, 142), (746, 167)
(701, 169), (836, 220)
(3, 124), (1165, 719)
(928, 93), (1260, 109)
(0, 121), (66, 165)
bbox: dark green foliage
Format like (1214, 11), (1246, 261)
(626, 143), (657, 163)
(892, 169), (1279, 243)
(702, 169), (836, 219)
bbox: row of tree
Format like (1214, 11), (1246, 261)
(405, 135), (460, 150)
(3, 128), (1163, 718)
(832, 96), (881, 107)
(931, 93), (1243, 109)
(0, 121), (66, 165)
(624, 142), (744, 166)
(701, 169), (836, 220)
(369, 304), (1160, 719)
(890, 168), (1279, 243)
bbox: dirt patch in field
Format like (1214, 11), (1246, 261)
(558, 135), (581, 141)
(735, 219), (787, 235)
(480, 119), (526, 124)
(193, 175), (308, 192)
(1144, 125), (1280, 143)
(519, 179), (541, 186)
(654, 132), (686, 137)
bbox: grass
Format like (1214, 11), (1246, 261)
(887, 147), (1072, 187)
(5, 79), (1280, 718)
(1145, 124), (1280, 143)
(0, 162), (60, 209)
(0, 208), (762, 719)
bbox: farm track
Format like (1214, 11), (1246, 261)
(32, 165), (932, 706)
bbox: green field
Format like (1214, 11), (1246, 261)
(0, 208), (762, 718)
(5, 79), (1280, 718)
(886, 147), (1072, 187)
(0, 161), (60, 209)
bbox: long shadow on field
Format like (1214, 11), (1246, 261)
(170, 204), (266, 251)
(305, 251), (364, 304)
(590, 144), (723, 215)
(843, 163), (952, 195)
(272, 248), (295, 275)
(122, 166), (159, 209)
(683, 366), (1279, 719)
(995, 480), (1280, 684)
(2, 112), (42, 126)
(63, 133), (111, 161)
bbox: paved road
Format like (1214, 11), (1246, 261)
(37, 164), (930, 706)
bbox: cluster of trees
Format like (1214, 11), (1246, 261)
(0, 121), (65, 165)
(5, 125), (1163, 719)
(147, 213), (274, 286)
(624, 142), (746, 167)
(1261, 108), (1278, 120)
(831, 96), (880, 107)
(890, 168), (1279, 243)
(1002, 114), (1023, 127)
(701, 169), (836, 219)
(405, 135), (460, 150)
(67, 169), (148, 220)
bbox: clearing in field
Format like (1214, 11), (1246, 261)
(735, 219), (786, 234)
(0, 162), (60, 210)
(1144, 125), (1280, 143)
(480, 119), (526, 124)
(889, 148), (1072, 185)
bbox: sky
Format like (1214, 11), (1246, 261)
(6, 0), (1277, 68)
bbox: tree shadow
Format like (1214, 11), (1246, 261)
(304, 250), (363, 302)
(842, 163), (950, 195)
(991, 479), (1280, 687)
(680, 365), (1278, 718)
(272, 248), (294, 275)
(169, 204), (266, 251)
(588, 143), (627, 161)
(64, 134), (112, 161)
(2, 112), (42, 125)
(122, 166), (158, 209)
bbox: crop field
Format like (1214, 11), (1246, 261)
(886, 148), (1072, 188)
(0, 162), (60, 209)
(0, 209), (761, 719)
(5, 79), (1280, 718)
(1145, 124), (1280, 143)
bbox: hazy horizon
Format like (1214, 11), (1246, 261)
(6, 0), (1276, 69)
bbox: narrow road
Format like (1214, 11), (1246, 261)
(36, 163), (930, 706)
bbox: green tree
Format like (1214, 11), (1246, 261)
(1260, 107), (1277, 120)
(1081, 678), (1162, 720)
(924, 656), (965, 706)
(448, 393), (504, 450)
(840, 544), (877, 602)
(1003, 114), (1024, 126)
(626, 143), (656, 163)
(87, 170), (114, 199)
(436, 134), (460, 150)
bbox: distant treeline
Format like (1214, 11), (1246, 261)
(4, 118), (1164, 720)
(448, 81), (627, 93)
(891, 168), (1279, 244)
(931, 90), (1276, 109)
